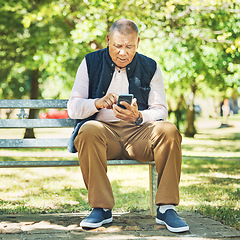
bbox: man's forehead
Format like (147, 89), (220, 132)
(110, 29), (138, 38)
(110, 32), (138, 42)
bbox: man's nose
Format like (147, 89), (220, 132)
(119, 49), (126, 55)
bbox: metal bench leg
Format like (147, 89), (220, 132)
(149, 164), (157, 216)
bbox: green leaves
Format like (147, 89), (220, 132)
(1, 0), (239, 123)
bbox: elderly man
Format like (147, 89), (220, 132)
(67, 19), (189, 233)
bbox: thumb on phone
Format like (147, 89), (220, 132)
(132, 98), (139, 111)
(132, 98), (137, 106)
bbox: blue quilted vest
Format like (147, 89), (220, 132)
(67, 47), (157, 153)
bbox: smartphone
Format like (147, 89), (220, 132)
(117, 94), (133, 109)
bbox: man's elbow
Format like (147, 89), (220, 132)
(67, 101), (75, 119)
(163, 108), (168, 121)
(67, 109), (74, 119)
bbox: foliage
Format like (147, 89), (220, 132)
(0, 0), (239, 135)
(138, 0), (240, 135)
(0, 0), (76, 99)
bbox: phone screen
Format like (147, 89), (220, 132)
(117, 94), (133, 109)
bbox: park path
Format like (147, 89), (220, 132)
(1, 210), (240, 239)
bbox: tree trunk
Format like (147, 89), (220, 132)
(24, 69), (39, 139)
(174, 94), (186, 131)
(185, 105), (196, 137)
(184, 85), (197, 137)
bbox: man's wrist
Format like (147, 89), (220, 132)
(95, 99), (101, 110)
(134, 112), (143, 125)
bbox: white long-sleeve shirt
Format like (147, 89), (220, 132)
(67, 57), (168, 123)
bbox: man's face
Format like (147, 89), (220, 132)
(107, 30), (140, 68)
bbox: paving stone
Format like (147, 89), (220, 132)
(22, 233), (70, 240)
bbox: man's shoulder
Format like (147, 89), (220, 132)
(85, 48), (108, 70)
(137, 52), (156, 64)
(136, 52), (157, 72)
(86, 48), (107, 59)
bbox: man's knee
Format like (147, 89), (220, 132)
(154, 121), (182, 142)
(79, 120), (105, 137)
(74, 121), (105, 150)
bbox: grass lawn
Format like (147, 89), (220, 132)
(0, 116), (239, 230)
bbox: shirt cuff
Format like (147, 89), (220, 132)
(90, 98), (99, 113)
(140, 111), (149, 124)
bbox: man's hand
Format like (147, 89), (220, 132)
(113, 98), (140, 123)
(95, 93), (118, 110)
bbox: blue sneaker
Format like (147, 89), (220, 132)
(80, 208), (113, 228)
(156, 207), (189, 233)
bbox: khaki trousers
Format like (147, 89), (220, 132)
(74, 120), (182, 209)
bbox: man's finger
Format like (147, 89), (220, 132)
(119, 101), (131, 110)
(113, 104), (125, 112)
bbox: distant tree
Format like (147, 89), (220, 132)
(139, 0), (240, 136)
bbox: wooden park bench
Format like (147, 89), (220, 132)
(0, 99), (157, 215)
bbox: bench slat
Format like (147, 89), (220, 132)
(0, 160), (154, 168)
(0, 119), (75, 128)
(0, 160), (78, 168)
(0, 138), (69, 148)
(0, 99), (68, 108)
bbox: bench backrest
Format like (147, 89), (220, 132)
(0, 99), (154, 168)
(0, 99), (75, 148)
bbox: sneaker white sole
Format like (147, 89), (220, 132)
(80, 217), (113, 228)
(156, 218), (189, 233)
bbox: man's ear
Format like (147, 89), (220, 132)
(137, 37), (140, 48)
(107, 35), (110, 46)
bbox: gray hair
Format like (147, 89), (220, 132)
(109, 19), (139, 36)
